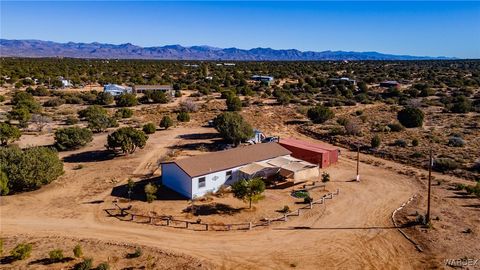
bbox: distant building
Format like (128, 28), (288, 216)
(380, 81), (400, 88)
(223, 63), (236, 66)
(329, 77), (357, 86)
(103, 84), (133, 96)
(133, 85), (174, 96)
(61, 79), (72, 88)
(251, 75), (274, 85)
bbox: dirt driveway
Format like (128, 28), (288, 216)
(0, 127), (431, 269)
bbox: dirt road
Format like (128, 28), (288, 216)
(0, 127), (431, 269)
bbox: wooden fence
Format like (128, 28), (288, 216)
(104, 188), (340, 232)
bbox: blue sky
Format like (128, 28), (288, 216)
(1, 1), (479, 58)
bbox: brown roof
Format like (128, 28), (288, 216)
(167, 143), (291, 177)
(134, 85), (172, 90)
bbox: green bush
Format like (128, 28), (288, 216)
(394, 139), (407, 147)
(307, 105), (335, 124)
(49, 249), (64, 261)
(44, 97), (66, 107)
(12, 92), (41, 113)
(73, 244), (83, 258)
(321, 172), (330, 182)
(412, 138), (419, 147)
(387, 123), (404, 132)
(144, 183), (158, 203)
(371, 135), (381, 148)
(10, 243), (32, 261)
(74, 258), (93, 270)
(142, 123), (156, 134)
(106, 127), (148, 154)
(127, 247), (143, 258)
(397, 107), (424, 128)
(28, 86), (50, 96)
(433, 158), (459, 172)
(115, 108), (133, 118)
(160, 116), (174, 129)
(54, 126), (93, 150)
(116, 93), (138, 107)
(96, 92), (114, 105)
(97, 262), (110, 270)
(448, 136), (465, 147)
(177, 111), (190, 122)
(226, 95), (242, 111)
(8, 107), (31, 127)
(78, 105), (107, 120)
(0, 146), (64, 194)
(0, 122), (21, 146)
(65, 116), (79, 125)
(0, 95), (6, 103)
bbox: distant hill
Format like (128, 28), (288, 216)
(0, 39), (454, 60)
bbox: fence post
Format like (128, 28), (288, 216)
(149, 217), (153, 224)
(227, 225), (231, 231)
(166, 219), (170, 226)
(249, 222), (252, 230)
(309, 201), (313, 209)
(322, 197), (325, 204)
(267, 219), (271, 226)
(205, 224), (209, 231)
(186, 221), (189, 229)
(337, 188), (340, 195)
(284, 214), (287, 221)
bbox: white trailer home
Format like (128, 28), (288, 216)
(161, 143), (292, 199)
(103, 84), (133, 96)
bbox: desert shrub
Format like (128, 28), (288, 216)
(97, 262), (110, 270)
(54, 126), (93, 150)
(387, 123), (404, 132)
(74, 258), (93, 270)
(73, 244), (83, 258)
(10, 243), (32, 261)
(0, 146), (63, 194)
(49, 249), (64, 261)
(96, 92), (114, 105)
(213, 112), (253, 146)
(1, 170), (9, 195)
(144, 183), (158, 203)
(448, 136), (465, 147)
(371, 135), (381, 148)
(450, 96), (472, 113)
(397, 107), (424, 128)
(412, 138), (419, 147)
(64, 95), (83, 104)
(116, 93), (138, 107)
(344, 121), (361, 136)
(127, 247), (143, 258)
(307, 105), (334, 124)
(78, 105), (107, 120)
(0, 95), (5, 102)
(280, 205), (290, 213)
(321, 172), (330, 182)
(106, 127), (148, 154)
(433, 158), (459, 172)
(276, 92), (291, 105)
(464, 182), (480, 197)
(79, 92), (98, 104)
(226, 95), (242, 111)
(8, 107), (31, 127)
(65, 115), (79, 125)
(303, 196), (313, 204)
(177, 111), (190, 122)
(394, 139), (407, 147)
(0, 122), (21, 146)
(179, 100), (198, 112)
(144, 90), (169, 104)
(87, 114), (118, 133)
(12, 92), (41, 113)
(142, 123), (156, 134)
(175, 90), (182, 97)
(160, 116), (174, 129)
(44, 97), (66, 107)
(28, 86), (50, 96)
(115, 108), (133, 118)
(355, 110), (363, 116)
(336, 117), (349, 126)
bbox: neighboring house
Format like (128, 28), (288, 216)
(161, 143), (291, 199)
(329, 77), (357, 86)
(279, 138), (339, 168)
(380, 81), (400, 88)
(251, 75), (274, 83)
(103, 84), (133, 96)
(133, 85), (174, 96)
(61, 79), (72, 88)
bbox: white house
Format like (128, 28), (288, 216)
(161, 143), (291, 199)
(104, 84), (133, 96)
(161, 143), (320, 199)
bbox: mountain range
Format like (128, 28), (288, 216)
(0, 39), (454, 61)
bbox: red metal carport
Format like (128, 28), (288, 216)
(278, 138), (339, 168)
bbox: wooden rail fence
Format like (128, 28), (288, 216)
(105, 189), (340, 232)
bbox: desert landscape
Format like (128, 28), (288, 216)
(0, 58), (479, 270)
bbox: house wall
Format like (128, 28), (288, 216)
(161, 163), (192, 198)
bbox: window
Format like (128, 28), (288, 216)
(198, 177), (206, 188)
(226, 170), (232, 180)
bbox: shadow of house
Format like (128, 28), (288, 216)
(178, 132), (220, 140)
(167, 138), (228, 152)
(183, 203), (243, 216)
(63, 150), (115, 163)
(110, 177), (187, 202)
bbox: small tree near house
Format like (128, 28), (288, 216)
(231, 177), (265, 209)
(106, 127), (148, 155)
(144, 183), (158, 203)
(127, 178), (135, 200)
(321, 172), (330, 183)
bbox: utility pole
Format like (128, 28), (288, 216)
(356, 145), (360, 182)
(426, 148), (433, 224)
